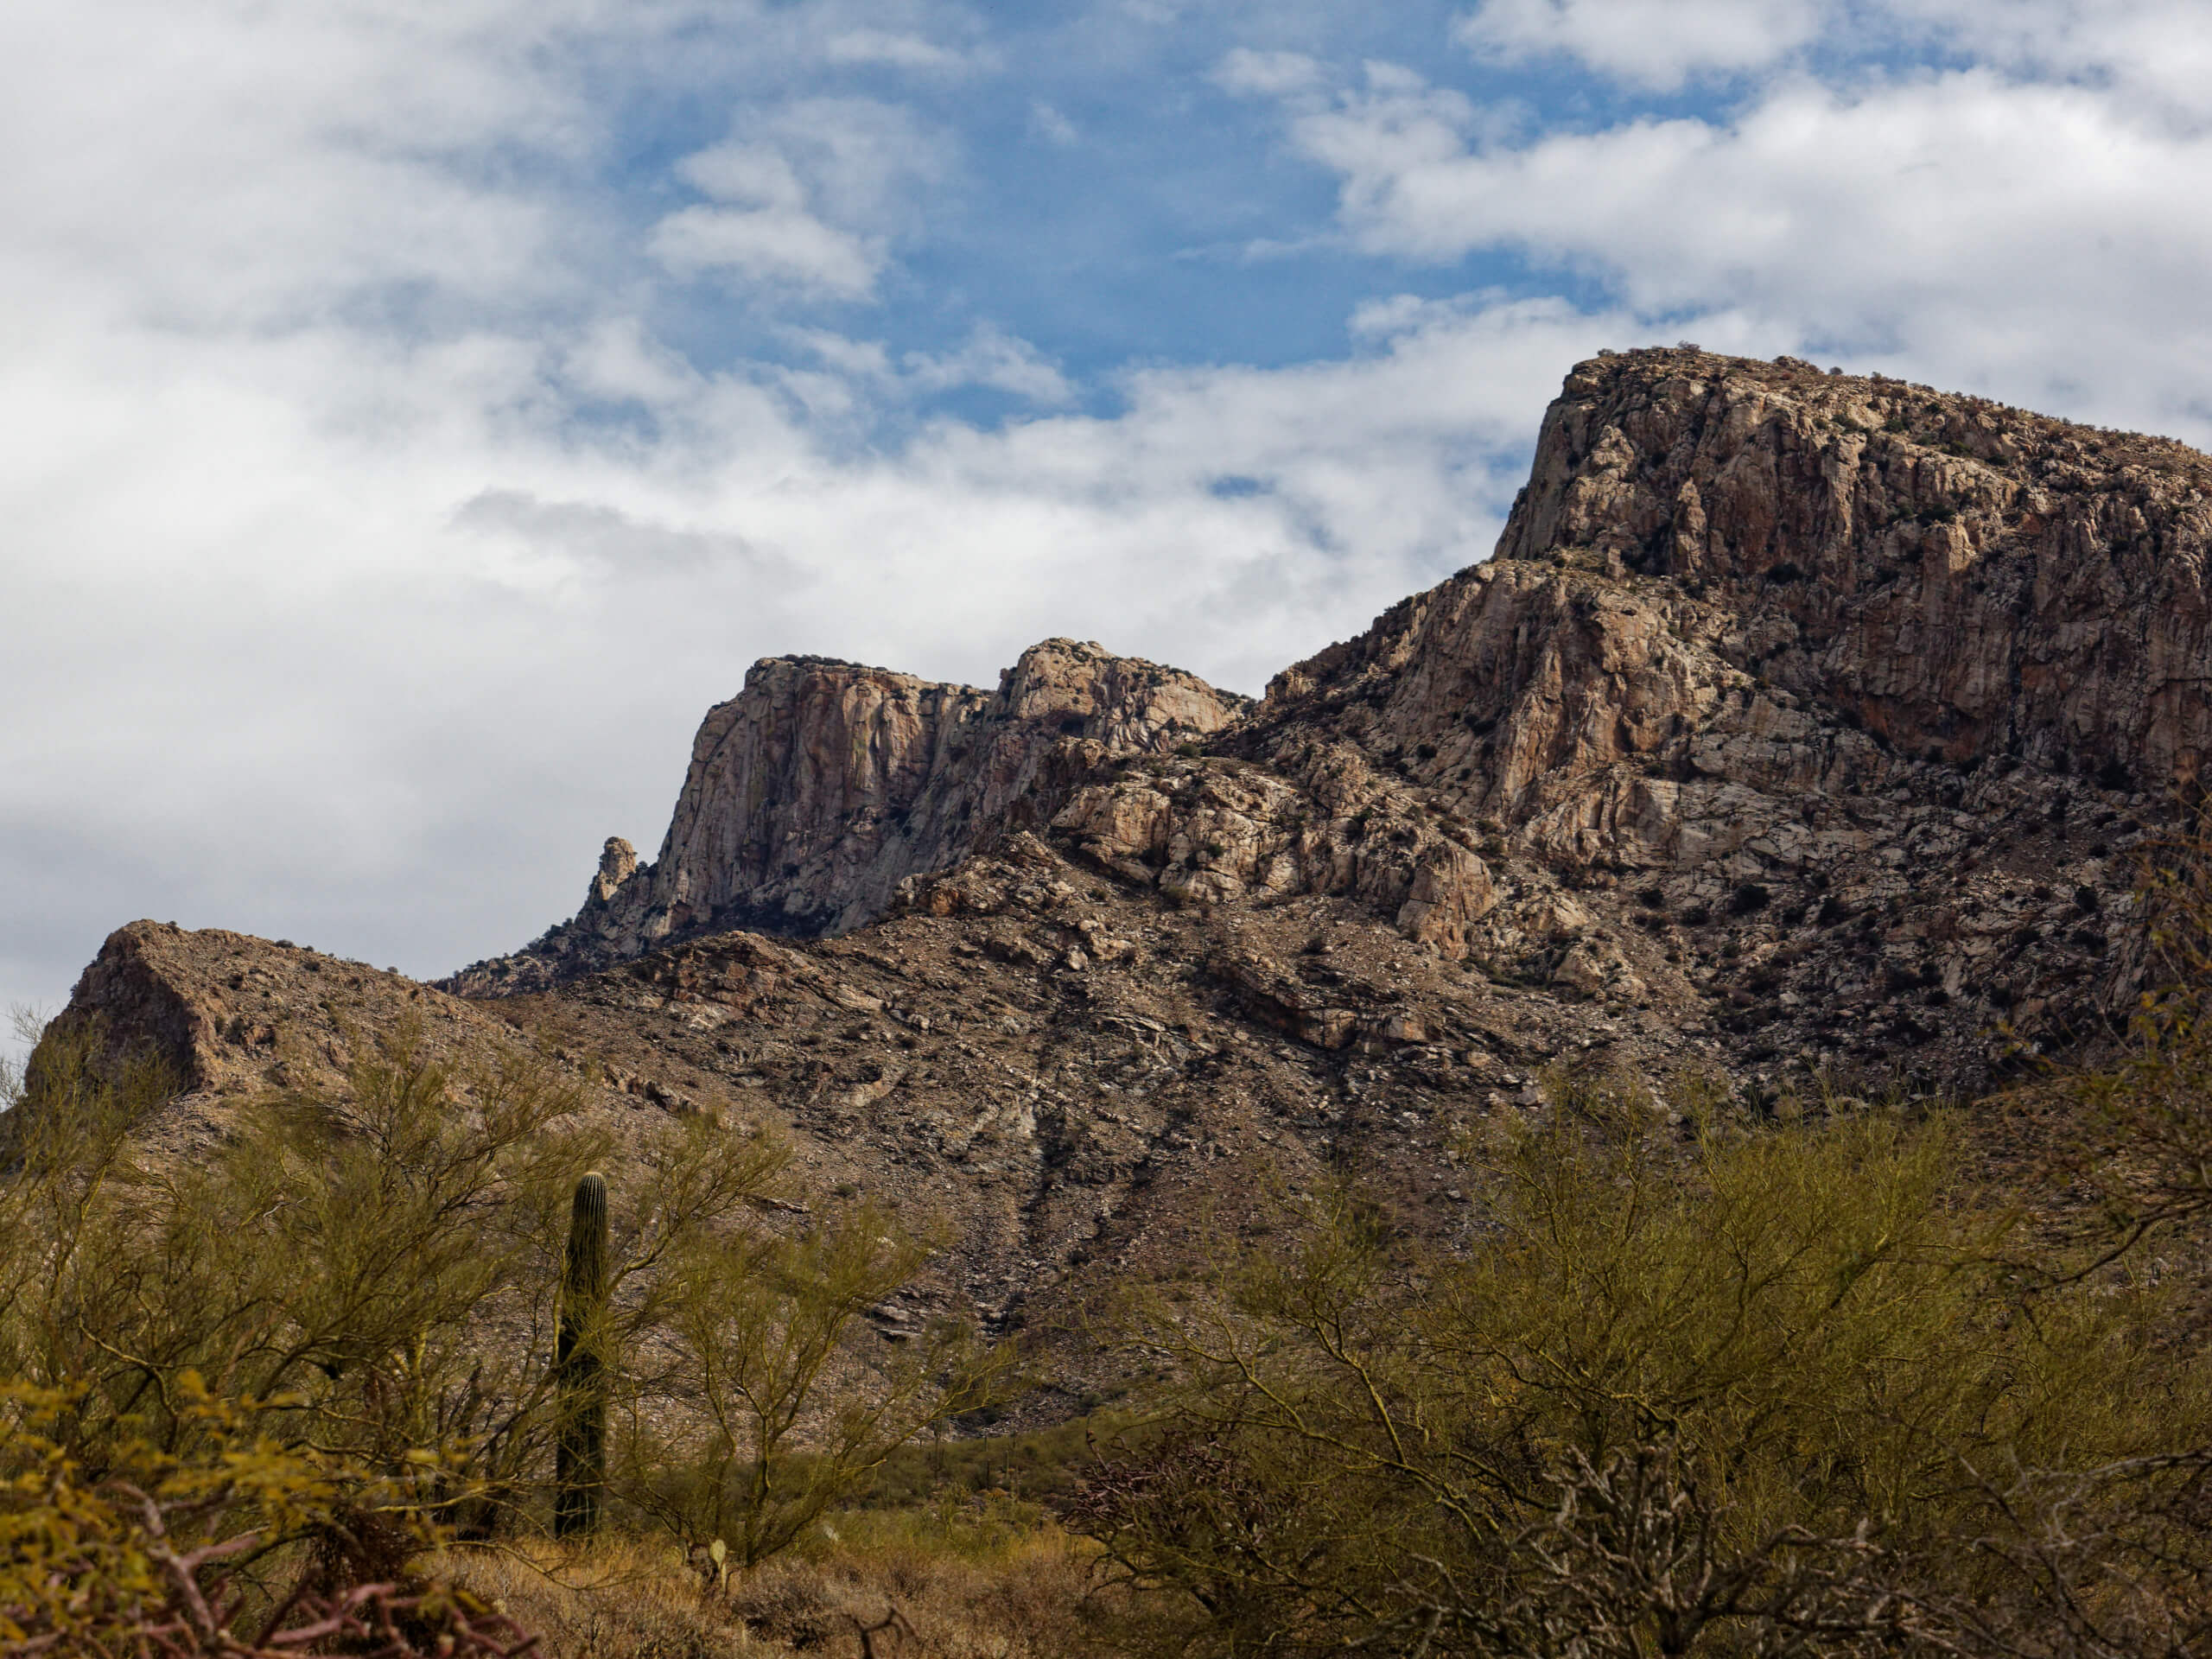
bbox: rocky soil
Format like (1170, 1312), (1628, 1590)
(48, 346), (2212, 1357)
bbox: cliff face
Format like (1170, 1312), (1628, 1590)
(1255, 347), (2212, 842)
(445, 639), (1246, 994)
(443, 348), (2212, 1088)
(51, 348), (2212, 1348)
(1191, 347), (2212, 1075)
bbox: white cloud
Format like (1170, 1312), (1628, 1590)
(823, 28), (970, 70)
(562, 316), (705, 410)
(0, 7), (1631, 1046)
(1214, 47), (1325, 99)
(1259, 60), (2212, 440)
(1900, 0), (2212, 123)
(0, 2), (583, 334)
(780, 321), (1074, 406)
(1029, 100), (1081, 145)
(748, 97), (952, 228)
(1449, 0), (2212, 109)
(1454, 0), (1824, 88)
(650, 201), (884, 296)
(905, 324), (1075, 404)
(452, 490), (803, 583)
(650, 98), (951, 299)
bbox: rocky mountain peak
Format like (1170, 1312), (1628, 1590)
(48, 348), (2212, 1348)
(1281, 350), (2199, 804)
(431, 352), (2212, 1092)
(448, 344), (2212, 1085)
(592, 836), (639, 902)
(445, 640), (1247, 995)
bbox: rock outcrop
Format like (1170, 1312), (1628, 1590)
(1047, 743), (1497, 958)
(1251, 346), (2212, 837)
(1211, 346), (2211, 1077)
(48, 346), (2212, 1357)
(48, 836), (1697, 1373)
(447, 640), (1245, 993)
(442, 346), (2212, 1090)
(35, 922), (550, 1159)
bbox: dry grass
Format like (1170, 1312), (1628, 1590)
(433, 1505), (1128, 1658)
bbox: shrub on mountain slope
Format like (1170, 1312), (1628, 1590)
(1077, 1071), (2212, 1656)
(0, 1010), (998, 1651)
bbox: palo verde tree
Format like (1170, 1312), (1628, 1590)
(1077, 1065), (2212, 1658)
(621, 1199), (1015, 1569)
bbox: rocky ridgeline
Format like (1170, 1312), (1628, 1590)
(442, 346), (2212, 1088)
(1208, 346), (2212, 1077)
(444, 639), (1244, 995)
(51, 841), (1709, 1371)
(45, 348), (2212, 1340)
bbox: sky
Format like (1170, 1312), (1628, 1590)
(7, 0), (2212, 1041)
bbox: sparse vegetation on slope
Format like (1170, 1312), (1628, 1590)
(21, 351), (2212, 1654)
(0, 1014), (1001, 1654)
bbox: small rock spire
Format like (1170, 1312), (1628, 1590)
(591, 837), (639, 904)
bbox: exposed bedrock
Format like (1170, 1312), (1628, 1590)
(441, 348), (2212, 1086)
(1245, 347), (2212, 875)
(446, 640), (1248, 994)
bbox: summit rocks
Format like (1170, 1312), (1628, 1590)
(441, 346), (2209, 1092)
(447, 639), (1245, 994)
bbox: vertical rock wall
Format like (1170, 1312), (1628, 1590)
(447, 640), (1245, 992)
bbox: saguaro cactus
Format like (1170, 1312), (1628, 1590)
(554, 1171), (610, 1539)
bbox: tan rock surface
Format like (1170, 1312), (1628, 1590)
(1224, 346), (2200, 1080)
(447, 640), (1244, 994)
(49, 347), (2212, 1355)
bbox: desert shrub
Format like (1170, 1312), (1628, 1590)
(618, 1204), (1013, 1569)
(0, 1008), (995, 1611)
(1076, 1071), (2212, 1656)
(728, 1521), (1117, 1659)
(0, 1376), (533, 1655)
(0, 1016), (789, 1530)
(861, 1412), (1119, 1511)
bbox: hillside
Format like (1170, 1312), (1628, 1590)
(48, 345), (2212, 1344)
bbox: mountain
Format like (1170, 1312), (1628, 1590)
(47, 345), (2212, 1346)
(443, 639), (1246, 994)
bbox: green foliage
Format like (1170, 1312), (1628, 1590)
(0, 1014), (623, 1540)
(2043, 818), (2212, 1262)
(621, 1201), (1015, 1569)
(862, 1412), (1124, 1512)
(3, 999), (1007, 1645)
(0, 1015), (845, 1540)
(1077, 1074), (2212, 1656)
